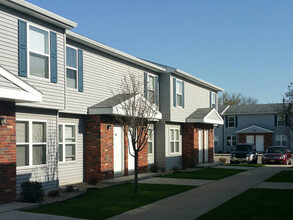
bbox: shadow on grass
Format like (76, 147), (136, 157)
(265, 170), (293, 182)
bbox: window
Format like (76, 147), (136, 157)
(214, 135), (219, 147)
(226, 136), (237, 146)
(228, 116), (235, 128)
(148, 129), (154, 154)
(211, 92), (216, 108)
(59, 124), (76, 162)
(29, 25), (49, 79)
(277, 115), (285, 127)
(66, 46), (78, 89)
(176, 80), (183, 107)
(16, 120), (47, 167)
(147, 75), (155, 104)
(275, 135), (287, 146)
(170, 128), (180, 153)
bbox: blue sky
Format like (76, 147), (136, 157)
(27, 0), (293, 103)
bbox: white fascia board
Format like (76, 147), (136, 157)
(0, 66), (42, 102)
(66, 31), (166, 73)
(236, 125), (274, 134)
(186, 118), (224, 125)
(221, 105), (230, 115)
(88, 107), (113, 115)
(1, 0), (77, 29)
(174, 69), (224, 92)
(0, 88), (42, 102)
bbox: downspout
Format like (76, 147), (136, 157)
(222, 115), (225, 153)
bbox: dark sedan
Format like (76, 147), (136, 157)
(262, 146), (292, 165)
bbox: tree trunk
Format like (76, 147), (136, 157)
(134, 150), (138, 194)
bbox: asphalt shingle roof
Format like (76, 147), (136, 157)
(187, 108), (213, 120)
(221, 104), (280, 115)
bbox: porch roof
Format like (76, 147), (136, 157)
(186, 108), (224, 125)
(236, 125), (274, 134)
(0, 66), (42, 103)
(88, 93), (162, 120)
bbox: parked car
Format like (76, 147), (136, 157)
(262, 146), (292, 165)
(230, 144), (258, 164)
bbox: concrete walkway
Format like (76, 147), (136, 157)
(214, 165), (254, 170)
(139, 177), (214, 186)
(253, 182), (293, 189)
(108, 166), (287, 220)
(101, 172), (157, 185)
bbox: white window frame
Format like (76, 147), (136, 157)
(27, 23), (50, 81)
(147, 74), (156, 105)
(148, 129), (154, 155)
(228, 116), (235, 128)
(58, 123), (77, 163)
(226, 135), (237, 146)
(66, 45), (79, 90)
(16, 119), (47, 169)
(170, 128), (180, 154)
(176, 79), (183, 107)
(277, 115), (285, 127)
(211, 92), (216, 108)
(275, 135), (287, 146)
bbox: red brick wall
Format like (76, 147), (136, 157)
(0, 101), (16, 204)
(238, 133), (273, 151)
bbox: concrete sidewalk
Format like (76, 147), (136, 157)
(253, 182), (293, 189)
(108, 166), (287, 220)
(139, 177), (214, 186)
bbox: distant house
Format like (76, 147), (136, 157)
(214, 104), (292, 153)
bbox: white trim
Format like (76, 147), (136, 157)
(58, 123), (77, 163)
(65, 45), (79, 90)
(169, 128), (180, 155)
(147, 128), (154, 155)
(186, 108), (224, 125)
(236, 125), (274, 134)
(221, 105), (230, 115)
(175, 79), (183, 107)
(0, 66), (42, 102)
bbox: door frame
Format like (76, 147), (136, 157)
(113, 126), (124, 176)
(204, 130), (209, 163)
(198, 129), (203, 164)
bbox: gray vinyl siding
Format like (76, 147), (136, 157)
(0, 75), (22, 90)
(58, 114), (84, 186)
(63, 40), (160, 114)
(15, 107), (58, 193)
(0, 6), (65, 110)
(207, 111), (221, 121)
(158, 72), (171, 121)
(154, 121), (166, 169)
(165, 124), (182, 169)
(170, 74), (215, 122)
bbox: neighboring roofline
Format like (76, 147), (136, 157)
(174, 69), (224, 92)
(0, 65), (42, 102)
(186, 108), (224, 125)
(223, 112), (278, 116)
(66, 31), (166, 73)
(0, 0), (77, 29)
(236, 125), (274, 134)
(220, 105), (230, 115)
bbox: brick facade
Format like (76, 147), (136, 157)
(85, 115), (148, 182)
(238, 133), (273, 151)
(182, 123), (214, 168)
(0, 101), (16, 204)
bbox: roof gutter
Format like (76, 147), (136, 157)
(66, 31), (166, 73)
(1, 0), (77, 29)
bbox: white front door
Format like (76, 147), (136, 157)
(114, 126), (124, 175)
(256, 135), (264, 152)
(198, 129), (203, 163)
(128, 131), (135, 173)
(246, 135), (254, 145)
(204, 130), (209, 163)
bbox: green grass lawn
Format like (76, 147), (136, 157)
(26, 183), (194, 220)
(160, 168), (244, 180)
(265, 170), (293, 182)
(225, 163), (264, 167)
(197, 189), (293, 220)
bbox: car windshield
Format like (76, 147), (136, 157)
(236, 145), (252, 151)
(266, 147), (286, 154)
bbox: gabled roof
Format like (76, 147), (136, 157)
(221, 104), (280, 115)
(0, 66), (42, 103)
(0, 0), (77, 29)
(236, 125), (274, 134)
(186, 108), (224, 125)
(88, 93), (162, 120)
(144, 60), (224, 92)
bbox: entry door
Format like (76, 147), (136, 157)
(204, 130), (209, 163)
(246, 135), (254, 145)
(114, 126), (124, 175)
(256, 135), (264, 152)
(198, 129), (203, 163)
(128, 131), (135, 173)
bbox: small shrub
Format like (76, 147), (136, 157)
(87, 177), (98, 185)
(48, 189), (60, 197)
(172, 166), (179, 171)
(160, 167), (167, 173)
(219, 158), (227, 164)
(20, 181), (44, 203)
(64, 185), (74, 193)
(149, 165), (158, 173)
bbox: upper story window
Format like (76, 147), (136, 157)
(170, 128), (180, 153)
(148, 129), (154, 154)
(28, 25), (49, 79)
(66, 46), (78, 89)
(228, 116), (235, 127)
(176, 80), (183, 107)
(277, 115), (285, 127)
(147, 75), (155, 104)
(275, 135), (287, 146)
(210, 92), (216, 108)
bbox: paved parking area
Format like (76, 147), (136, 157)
(139, 177), (214, 186)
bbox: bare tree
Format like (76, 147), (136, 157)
(111, 72), (160, 194)
(219, 92), (258, 105)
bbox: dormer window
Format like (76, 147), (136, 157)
(66, 46), (78, 89)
